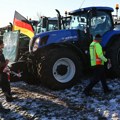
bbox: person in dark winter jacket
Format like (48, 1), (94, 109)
(0, 39), (13, 113)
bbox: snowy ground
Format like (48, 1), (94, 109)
(0, 78), (120, 120)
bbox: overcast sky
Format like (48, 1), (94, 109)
(0, 0), (120, 27)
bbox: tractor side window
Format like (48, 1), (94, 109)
(90, 11), (112, 36)
(70, 14), (87, 31)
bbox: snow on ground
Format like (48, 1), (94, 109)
(0, 78), (120, 120)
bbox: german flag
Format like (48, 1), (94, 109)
(13, 11), (34, 39)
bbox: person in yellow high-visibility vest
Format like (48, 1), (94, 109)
(83, 34), (112, 96)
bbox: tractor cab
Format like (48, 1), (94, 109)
(68, 7), (114, 37)
(40, 17), (58, 32)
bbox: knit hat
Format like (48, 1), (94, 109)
(95, 34), (102, 40)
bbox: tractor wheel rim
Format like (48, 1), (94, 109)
(53, 58), (75, 83)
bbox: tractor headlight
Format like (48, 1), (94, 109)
(32, 38), (40, 52)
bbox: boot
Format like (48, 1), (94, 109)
(4, 93), (13, 102)
(0, 103), (10, 113)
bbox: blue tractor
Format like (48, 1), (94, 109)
(12, 6), (120, 90)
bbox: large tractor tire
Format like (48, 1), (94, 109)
(108, 39), (120, 77)
(36, 48), (83, 90)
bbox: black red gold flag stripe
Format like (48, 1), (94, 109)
(13, 11), (34, 38)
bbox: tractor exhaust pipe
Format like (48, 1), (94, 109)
(55, 9), (61, 30)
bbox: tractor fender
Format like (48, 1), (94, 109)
(101, 30), (120, 48)
(36, 42), (86, 63)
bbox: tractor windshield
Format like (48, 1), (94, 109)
(69, 13), (87, 31)
(90, 11), (112, 36)
(47, 20), (58, 31)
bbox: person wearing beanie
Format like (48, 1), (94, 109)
(83, 34), (112, 96)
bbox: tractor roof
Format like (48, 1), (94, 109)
(48, 17), (58, 20)
(69, 6), (114, 15)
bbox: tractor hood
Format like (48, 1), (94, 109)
(34, 29), (79, 48)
